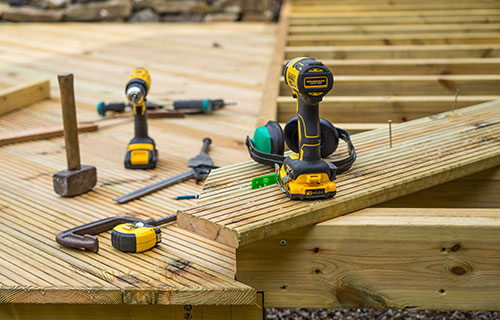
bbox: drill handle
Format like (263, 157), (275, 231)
(133, 102), (146, 116)
(297, 96), (321, 162)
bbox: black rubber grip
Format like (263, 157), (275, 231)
(297, 96), (321, 162)
(173, 100), (206, 111)
(134, 112), (148, 139)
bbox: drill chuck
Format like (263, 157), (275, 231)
(125, 68), (150, 108)
(126, 86), (145, 105)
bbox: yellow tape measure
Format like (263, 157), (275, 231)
(111, 222), (161, 253)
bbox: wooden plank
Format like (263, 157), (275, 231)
(288, 24), (500, 35)
(292, 3), (500, 13)
(0, 79), (50, 116)
(278, 95), (500, 123)
(0, 296), (264, 319)
(285, 44), (500, 59)
(0, 123), (98, 147)
(279, 75), (500, 97)
(236, 207), (500, 309)
(293, 0), (498, 4)
(379, 166), (500, 208)
(177, 100), (500, 248)
(289, 15), (500, 26)
(313, 58), (500, 75)
(256, 0), (290, 127)
(289, 9), (500, 19)
(287, 33), (500, 46)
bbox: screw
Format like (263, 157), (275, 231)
(280, 240), (286, 246)
(453, 88), (460, 113)
(184, 305), (192, 311)
(388, 120), (393, 148)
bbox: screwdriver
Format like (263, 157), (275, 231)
(97, 99), (235, 116)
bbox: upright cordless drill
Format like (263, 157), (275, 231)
(278, 57), (336, 199)
(124, 68), (158, 169)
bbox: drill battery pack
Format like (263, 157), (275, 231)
(277, 154), (337, 200)
(125, 143), (158, 169)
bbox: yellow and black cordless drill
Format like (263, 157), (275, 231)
(279, 57), (336, 199)
(124, 68), (158, 169)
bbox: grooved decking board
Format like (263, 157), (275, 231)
(177, 100), (500, 248)
(0, 22), (276, 305)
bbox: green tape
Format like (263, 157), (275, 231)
(251, 174), (278, 190)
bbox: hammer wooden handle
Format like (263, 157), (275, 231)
(58, 74), (81, 171)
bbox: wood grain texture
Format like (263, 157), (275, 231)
(236, 207), (500, 310)
(178, 100), (500, 248)
(0, 79), (50, 116)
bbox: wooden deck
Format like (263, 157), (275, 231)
(1, 0), (500, 316)
(0, 22), (275, 308)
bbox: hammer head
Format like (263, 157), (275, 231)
(53, 165), (97, 197)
